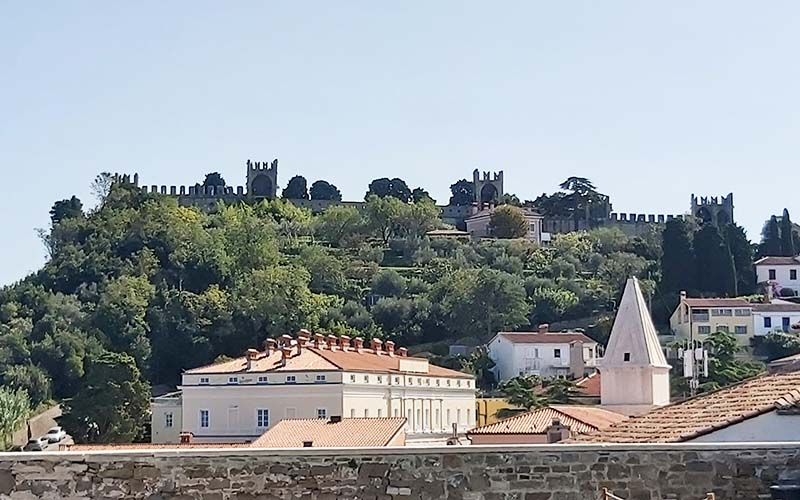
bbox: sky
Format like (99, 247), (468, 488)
(2, 1), (799, 286)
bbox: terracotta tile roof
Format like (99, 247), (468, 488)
(755, 256), (800, 266)
(251, 418), (406, 448)
(576, 372), (601, 397)
(683, 298), (751, 308)
(494, 332), (596, 345)
(576, 370), (800, 443)
(185, 344), (472, 379)
(752, 303), (800, 313)
(467, 405), (625, 436)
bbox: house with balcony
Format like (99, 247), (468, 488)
(151, 332), (475, 445)
(669, 292), (753, 345)
(755, 256), (800, 296)
(752, 302), (800, 336)
(487, 324), (598, 381)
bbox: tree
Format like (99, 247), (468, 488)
(559, 177), (596, 196)
(499, 193), (522, 206)
(49, 196), (83, 225)
(91, 172), (114, 202)
(694, 225), (734, 295)
(489, 205), (529, 239)
(282, 175), (309, 200)
(780, 209), (796, 257)
(61, 351), (150, 443)
(0, 387), (30, 450)
(310, 180), (342, 201)
(660, 218), (695, 293)
(202, 172), (226, 187)
(3, 365), (51, 408)
(313, 206), (365, 247)
(724, 224), (755, 295)
(498, 375), (547, 415)
(449, 179), (474, 206)
(412, 187), (435, 204)
(459, 346), (496, 391)
(371, 269), (406, 297)
(366, 177), (412, 202)
(761, 332), (800, 361)
(701, 330), (762, 391)
(542, 377), (582, 404)
(364, 195), (404, 244)
(761, 216), (782, 256)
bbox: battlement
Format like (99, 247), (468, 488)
(112, 173), (140, 186)
(247, 158), (278, 173)
(140, 184), (246, 198)
(608, 213), (685, 224)
(691, 193), (733, 207)
(473, 169), (503, 182)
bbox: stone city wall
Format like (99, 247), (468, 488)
(0, 443), (798, 500)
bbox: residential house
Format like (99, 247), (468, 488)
(151, 391), (182, 444)
(752, 302), (800, 335)
(467, 405), (626, 445)
(150, 333), (476, 445)
(599, 277), (671, 416)
(487, 325), (598, 381)
(755, 256), (800, 296)
(250, 417), (406, 448)
(464, 206), (544, 243)
(576, 369), (800, 443)
(669, 292), (753, 345)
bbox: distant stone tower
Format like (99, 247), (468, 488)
(691, 193), (734, 226)
(472, 169), (503, 208)
(246, 159), (278, 200)
(599, 277), (671, 416)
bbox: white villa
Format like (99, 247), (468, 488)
(752, 302), (800, 335)
(487, 324), (598, 381)
(464, 206), (544, 243)
(755, 256), (800, 296)
(151, 333), (476, 445)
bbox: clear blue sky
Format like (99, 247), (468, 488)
(2, 2), (799, 286)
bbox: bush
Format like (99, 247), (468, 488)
(780, 288), (797, 297)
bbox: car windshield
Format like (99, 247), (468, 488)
(47, 429), (58, 434)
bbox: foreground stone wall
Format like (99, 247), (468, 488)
(0, 443), (798, 500)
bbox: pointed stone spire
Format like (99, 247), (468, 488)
(599, 277), (671, 415)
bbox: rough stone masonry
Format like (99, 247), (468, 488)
(0, 443), (798, 500)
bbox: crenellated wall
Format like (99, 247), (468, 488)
(1, 443), (798, 499)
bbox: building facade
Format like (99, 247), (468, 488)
(487, 325), (598, 381)
(464, 206), (544, 243)
(151, 334), (475, 444)
(751, 303), (800, 336)
(669, 293), (753, 345)
(755, 256), (800, 296)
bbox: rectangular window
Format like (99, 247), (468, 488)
(394, 377), (400, 384)
(623, 352), (631, 362)
(698, 325), (711, 334)
(364, 375), (369, 383)
(377, 375), (383, 384)
(164, 412), (173, 428)
(257, 376), (268, 384)
(425, 378), (430, 386)
(447, 379), (451, 387)
(317, 408), (327, 419)
(765, 317), (772, 328)
(315, 374), (326, 383)
(199, 377), (210, 385)
(200, 410), (209, 428)
(228, 376), (239, 385)
(734, 309), (751, 317)
(711, 309), (733, 317)
(717, 325), (730, 333)
(734, 325), (748, 335)
(770, 269), (777, 280)
(436, 379), (441, 386)
(554, 349), (561, 358)
(286, 375), (296, 384)
(256, 409), (269, 428)
(456, 380), (462, 387)
(792, 270), (798, 280)
(350, 374), (356, 382)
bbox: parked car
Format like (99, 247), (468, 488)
(23, 436), (49, 451)
(45, 426), (66, 443)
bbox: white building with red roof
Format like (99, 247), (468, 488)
(487, 324), (598, 381)
(754, 255), (800, 296)
(151, 333), (475, 445)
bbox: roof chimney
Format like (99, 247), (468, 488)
(246, 349), (258, 370)
(280, 346), (292, 366)
(327, 335), (338, 350)
(680, 290), (687, 300)
(370, 338), (383, 354)
(385, 341), (395, 357)
(314, 333), (325, 349)
(297, 330), (310, 346)
(280, 334), (293, 347)
(329, 415), (342, 424)
(546, 418), (570, 444)
(353, 338), (364, 352)
(265, 339), (277, 356)
(339, 335), (351, 351)
(179, 432), (193, 444)
(397, 347), (408, 357)
(538, 324), (549, 334)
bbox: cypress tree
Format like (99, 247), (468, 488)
(661, 218), (695, 293)
(761, 216), (782, 257)
(724, 224), (755, 296)
(780, 208), (796, 257)
(694, 225), (735, 295)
